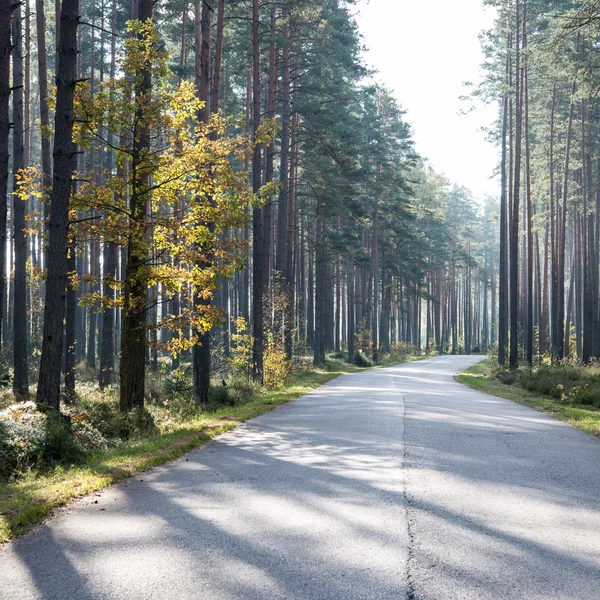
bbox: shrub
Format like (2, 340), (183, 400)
(568, 383), (600, 407)
(208, 385), (234, 407)
(229, 378), (259, 404)
(115, 407), (157, 440)
(264, 345), (296, 390)
(0, 402), (48, 478)
(164, 366), (194, 401)
(496, 369), (516, 385)
(42, 414), (87, 466)
(354, 351), (373, 368)
(354, 319), (373, 356)
(324, 357), (346, 372)
(0, 401), (87, 480)
(227, 317), (253, 381)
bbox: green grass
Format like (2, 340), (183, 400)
(457, 358), (600, 439)
(0, 354), (426, 543)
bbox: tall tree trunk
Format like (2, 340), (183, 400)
(251, 0), (264, 381)
(192, 0), (212, 404)
(119, 0), (152, 411)
(583, 119), (594, 361)
(99, 0), (119, 388)
(372, 175), (380, 363)
(558, 83), (576, 361)
(540, 215), (549, 356)
(347, 255), (355, 361)
(13, 0), (29, 398)
(525, 49), (533, 366)
(64, 246), (76, 402)
(313, 215), (326, 366)
(550, 84), (558, 359)
(36, 0), (52, 232)
(277, 10), (293, 358)
(262, 9), (277, 311)
(509, 0), (522, 370)
(37, 0), (80, 410)
(0, 0), (10, 350)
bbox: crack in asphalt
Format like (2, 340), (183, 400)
(396, 379), (417, 600)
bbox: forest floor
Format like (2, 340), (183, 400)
(0, 352), (424, 543)
(457, 358), (600, 439)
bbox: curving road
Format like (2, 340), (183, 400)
(2, 356), (600, 599)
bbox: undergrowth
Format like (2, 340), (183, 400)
(457, 358), (600, 440)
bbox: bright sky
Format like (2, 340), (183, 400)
(352, 0), (499, 201)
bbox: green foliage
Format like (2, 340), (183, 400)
(518, 365), (600, 407)
(228, 378), (260, 403)
(114, 407), (158, 440)
(0, 402), (87, 481)
(490, 362), (600, 408)
(353, 352), (373, 368)
(207, 385), (234, 408)
(384, 342), (418, 364)
(227, 317), (253, 381)
(324, 357), (347, 372)
(164, 366), (194, 401)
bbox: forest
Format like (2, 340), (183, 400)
(476, 0), (600, 404)
(0, 0), (496, 418)
(2, 0), (600, 513)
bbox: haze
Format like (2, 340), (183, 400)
(354, 0), (499, 201)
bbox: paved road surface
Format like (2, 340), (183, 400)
(2, 356), (600, 599)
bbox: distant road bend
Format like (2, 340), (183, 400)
(2, 355), (600, 599)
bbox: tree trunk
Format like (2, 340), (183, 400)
(192, 0), (212, 404)
(509, 1), (522, 370)
(64, 246), (76, 402)
(36, 0), (80, 410)
(98, 0), (119, 388)
(119, 0), (152, 411)
(558, 84), (576, 360)
(0, 0), (10, 350)
(36, 0), (52, 232)
(525, 53), (533, 366)
(13, 0), (29, 398)
(251, 0), (264, 381)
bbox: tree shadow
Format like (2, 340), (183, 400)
(3, 355), (600, 599)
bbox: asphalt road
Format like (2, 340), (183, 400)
(2, 355), (600, 599)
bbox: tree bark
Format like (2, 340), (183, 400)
(119, 0), (152, 411)
(36, 0), (52, 231)
(251, 0), (264, 381)
(509, 0), (522, 370)
(37, 0), (80, 410)
(0, 0), (10, 350)
(13, 0), (29, 398)
(525, 48), (533, 366)
(192, 0), (212, 404)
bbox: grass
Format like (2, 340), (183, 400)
(0, 353), (425, 543)
(457, 358), (600, 439)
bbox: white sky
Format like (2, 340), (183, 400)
(352, 0), (499, 201)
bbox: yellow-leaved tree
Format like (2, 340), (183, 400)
(72, 17), (277, 410)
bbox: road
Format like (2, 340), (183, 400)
(2, 355), (600, 599)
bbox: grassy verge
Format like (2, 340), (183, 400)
(457, 358), (600, 439)
(0, 354), (425, 543)
(0, 370), (341, 543)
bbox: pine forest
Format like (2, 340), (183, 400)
(2, 0), (600, 544)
